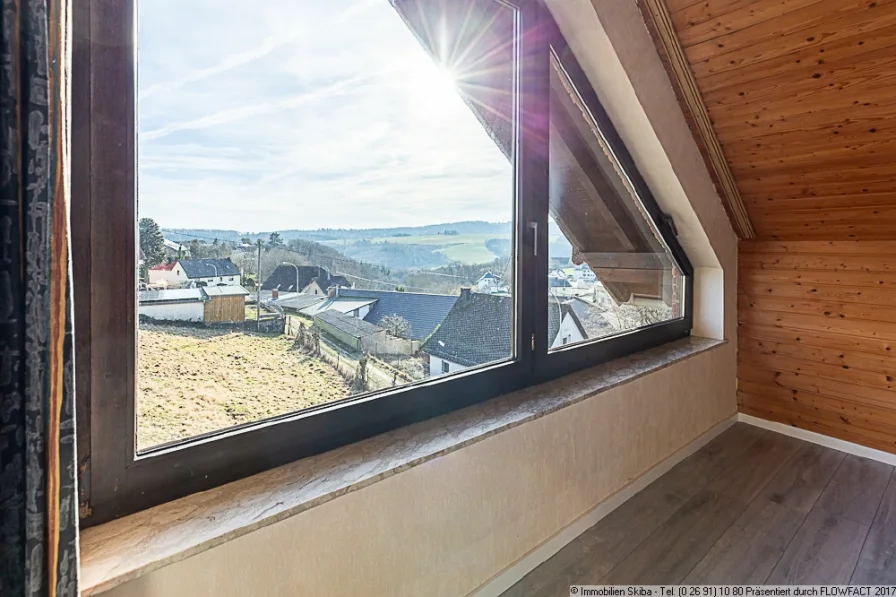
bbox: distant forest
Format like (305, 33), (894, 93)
(162, 221), (512, 244)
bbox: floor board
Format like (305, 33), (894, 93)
(815, 454), (891, 525)
(601, 489), (745, 584)
(706, 432), (802, 503)
(766, 508), (869, 584)
(852, 475), (896, 584)
(756, 442), (845, 514)
(683, 500), (803, 584)
(501, 424), (896, 595)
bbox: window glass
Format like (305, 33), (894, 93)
(136, 0), (517, 451)
(546, 52), (684, 351)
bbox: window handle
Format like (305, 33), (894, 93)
(528, 221), (538, 256)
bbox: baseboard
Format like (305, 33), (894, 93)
(468, 413), (738, 597)
(738, 413), (896, 467)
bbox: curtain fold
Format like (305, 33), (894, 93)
(0, 0), (79, 596)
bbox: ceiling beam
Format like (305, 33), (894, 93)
(637, 0), (756, 239)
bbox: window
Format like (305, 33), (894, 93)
(545, 48), (686, 352)
(74, 0), (691, 524)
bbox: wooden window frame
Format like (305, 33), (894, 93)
(73, 0), (693, 526)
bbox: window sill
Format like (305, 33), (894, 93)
(79, 336), (724, 595)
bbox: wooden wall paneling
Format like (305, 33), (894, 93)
(652, 0), (896, 444)
(738, 240), (896, 454)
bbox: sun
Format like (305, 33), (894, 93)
(405, 54), (466, 115)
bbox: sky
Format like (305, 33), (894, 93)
(137, 0), (514, 232)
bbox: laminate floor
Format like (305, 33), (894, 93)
(502, 423), (896, 596)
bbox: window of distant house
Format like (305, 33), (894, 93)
(442, 361), (450, 374)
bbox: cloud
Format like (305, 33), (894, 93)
(138, 0), (514, 232)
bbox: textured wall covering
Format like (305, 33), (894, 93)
(0, 0), (79, 596)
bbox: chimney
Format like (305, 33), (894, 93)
(272, 288), (279, 299)
(459, 287), (471, 300)
(328, 285), (337, 299)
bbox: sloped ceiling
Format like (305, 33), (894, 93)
(642, 0), (896, 240)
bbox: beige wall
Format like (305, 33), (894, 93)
(104, 345), (735, 597)
(103, 2), (740, 595)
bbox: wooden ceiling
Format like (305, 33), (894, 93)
(641, 0), (896, 240)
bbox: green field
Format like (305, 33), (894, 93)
(323, 233), (511, 265)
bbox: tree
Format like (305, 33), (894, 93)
(139, 217), (165, 268)
(267, 232), (283, 251)
(380, 314), (411, 339)
(241, 236), (251, 245)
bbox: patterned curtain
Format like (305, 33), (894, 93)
(0, 0), (79, 596)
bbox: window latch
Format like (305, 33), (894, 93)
(660, 212), (678, 237)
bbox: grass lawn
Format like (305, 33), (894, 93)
(137, 324), (350, 450)
(434, 243), (500, 264)
(322, 232), (511, 265)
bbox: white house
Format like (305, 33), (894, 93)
(148, 258), (242, 288)
(475, 271), (504, 294)
(138, 288), (205, 322)
(571, 263), (597, 283)
(423, 291), (586, 377)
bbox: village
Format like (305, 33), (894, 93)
(135, 235), (672, 448)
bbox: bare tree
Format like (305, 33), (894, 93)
(613, 304), (673, 330)
(380, 314), (411, 339)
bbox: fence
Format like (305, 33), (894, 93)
(359, 335), (420, 356)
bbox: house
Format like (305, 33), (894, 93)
(570, 262), (596, 284)
(313, 310), (388, 353)
(273, 293), (325, 313)
(422, 289), (585, 377)
(294, 287), (457, 341)
(262, 265), (349, 294)
(302, 274), (352, 296)
(332, 288), (457, 341)
(299, 294), (379, 319)
(138, 285), (249, 324)
(563, 296), (615, 340)
(138, 288), (205, 322)
(163, 238), (189, 259)
(476, 271), (503, 294)
(147, 258), (241, 288)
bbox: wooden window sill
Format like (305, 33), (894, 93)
(79, 336), (724, 595)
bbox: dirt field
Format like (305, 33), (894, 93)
(137, 324), (351, 450)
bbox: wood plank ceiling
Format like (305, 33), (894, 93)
(643, 0), (896, 240)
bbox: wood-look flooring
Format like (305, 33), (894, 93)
(502, 423), (896, 595)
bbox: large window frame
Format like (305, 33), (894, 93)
(73, 0), (692, 525)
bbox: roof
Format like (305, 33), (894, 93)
(274, 294), (325, 312)
(314, 310), (384, 340)
(336, 288), (458, 341)
(178, 258), (240, 279)
(422, 294), (581, 366)
(262, 265), (337, 292)
(565, 297), (615, 339)
(299, 297), (378, 317)
(163, 239), (186, 251)
(202, 285), (250, 297)
(138, 288), (204, 304)
(306, 275), (351, 291)
(549, 277), (572, 288)
(149, 261), (177, 271)
(478, 271), (498, 280)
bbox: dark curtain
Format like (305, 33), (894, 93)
(0, 0), (79, 596)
